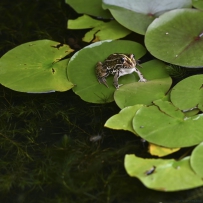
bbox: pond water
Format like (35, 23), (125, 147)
(0, 0), (203, 202)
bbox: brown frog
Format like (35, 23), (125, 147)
(95, 53), (146, 89)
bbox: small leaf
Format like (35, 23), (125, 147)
(104, 104), (143, 133)
(148, 143), (180, 157)
(68, 15), (131, 42)
(124, 154), (203, 191)
(0, 40), (74, 93)
(67, 40), (146, 103)
(170, 75), (203, 111)
(65, 0), (111, 18)
(191, 142), (203, 178)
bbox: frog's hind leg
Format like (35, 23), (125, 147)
(113, 71), (123, 89)
(96, 62), (109, 88)
(97, 77), (109, 88)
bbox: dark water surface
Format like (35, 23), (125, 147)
(1, 0), (203, 202)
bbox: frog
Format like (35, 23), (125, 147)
(95, 53), (147, 89)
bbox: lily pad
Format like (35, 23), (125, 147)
(102, 0), (191, 35)
(191, 142), (203, 177)
(65, 0), (111, 18)
(192, 0), (203, 10)
(0, 40), (74, 92)
(67, 40), (146, 103)
(68, 15), (131, 42)
(170, 75), (203, 111)
(114, 60), (172, 109)
(148, 143), (180, 157)
(104, 104), (143, 133)
(145, 8), (203, 67)
(133, 100), (203, 148)
(124, 154), (203, 191)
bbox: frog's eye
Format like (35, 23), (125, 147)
(120, 57), (125, 63)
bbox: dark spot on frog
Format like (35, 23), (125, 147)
(52, 68), (55, 74)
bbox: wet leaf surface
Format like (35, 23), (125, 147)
(145, 8), (203, 67)
(133, 100), (203, 148)
(125, 155), (203, 191)
(0, 40), (74, 92)
(68, 15), (131, 42)
(103, 0), (191, 34)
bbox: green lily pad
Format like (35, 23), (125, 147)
(104, 104), (143, 133)
(65, 0), (111, 18)
(114, 60), (172, 109)
(192, 0), (203, 10)
(68, 15), (131, 42)
(170, 75), (203, 111)
(103, 0), (191, 35)
(145, 8), (203, 67)
(133, 100), (203, 148)
(191, 142), (203, 177)
(67, 40), (146, 103)
(0, 40), (74, 93)
(184, 108), (200, 117)
(124, 154), (203, 191)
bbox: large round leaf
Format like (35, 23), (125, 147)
(133, 100), (203, 148)
(114, 60), (172, 109)
(170, 75), (203, 111)
(67, 40), (146, 103)
(0, 40), (74, 92)
(124, 155), (203, 191)
(102, 0), (191, 35)
(65, 0), (111, 18)
(145, 8), (203, 67)
(191, 142), (203, 177)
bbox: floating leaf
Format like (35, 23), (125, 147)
(0, 40), (74, 93)
(67, 40), (146, 103)
(68, 15), (131, 42)
(124, 154), (203, 191)
(114, 60), (172, 109)
(133, 100), (203, 148)
(191, 142), (203, 178)
(148, 143), (180, 157)
(103, 0), (191, 35)
(192, 0), (203, 10)
(183, 108), (200, 117)
(65, 0), (111, 18)
(104, 104), (143, 133)
(170, 75), (203, 111)
(145, 8), (203, 67)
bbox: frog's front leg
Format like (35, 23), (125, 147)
(134, 67), (147, 82)
(113, 71), (123, 89)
